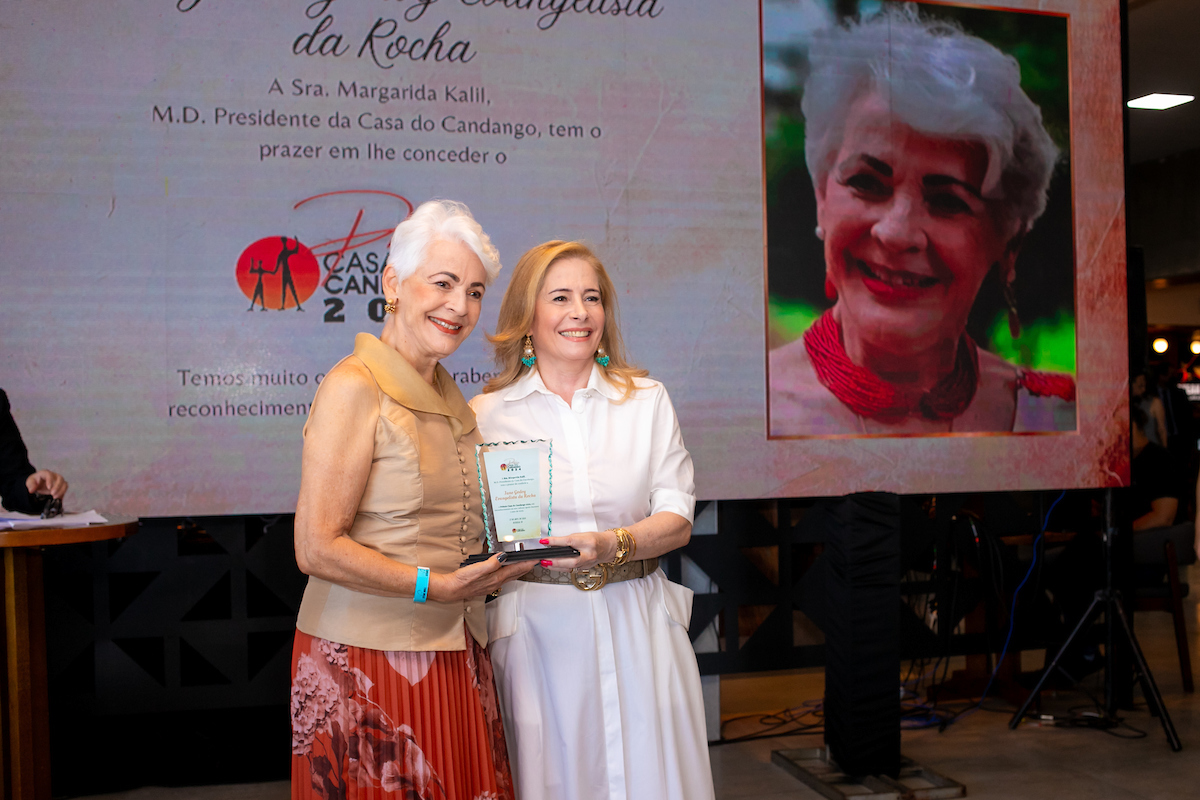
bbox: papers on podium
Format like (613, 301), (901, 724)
(0, 510), (108, 531)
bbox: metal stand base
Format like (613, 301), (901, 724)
(1011, 488), (1182, 752)
(1008, 587), (1182, 751)
(771, 748), (966, 800)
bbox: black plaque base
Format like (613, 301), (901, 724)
(460, 546), (579, 568)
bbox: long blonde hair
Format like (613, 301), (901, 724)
(482, 241), (647, 399)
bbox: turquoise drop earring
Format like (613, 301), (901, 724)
(521, 334), (537, 368)
(595, 344), (610, 367)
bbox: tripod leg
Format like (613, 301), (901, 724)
(1108, 600), (1161, 721)
(1009, 590), (1104, 729)
(1112, 599), (1182, 752)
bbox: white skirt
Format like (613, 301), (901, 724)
(487, 569), (715, 800)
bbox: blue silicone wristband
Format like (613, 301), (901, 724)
(414, 566), (430, 604)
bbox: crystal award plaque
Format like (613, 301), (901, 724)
(461, 438), (577, 566)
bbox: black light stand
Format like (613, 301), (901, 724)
(1008, 488), (1181, 751)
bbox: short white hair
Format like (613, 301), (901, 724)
(385, 199), (501, 285)
(803, 4), (1059, 227)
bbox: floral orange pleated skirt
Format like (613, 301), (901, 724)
(290, 628), (515, 800)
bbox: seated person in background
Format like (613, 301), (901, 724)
(1127, 403), (1195, 594)
(1130, 404), (1180, 532)
(0, 389), (68, 513)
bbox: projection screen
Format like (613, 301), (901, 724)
(0, 0), (1129, 516)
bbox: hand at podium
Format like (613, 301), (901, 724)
(26, 469), (68, 500)
(1, 389), (69, 514)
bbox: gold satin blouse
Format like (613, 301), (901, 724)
(295, 333), (487, 651)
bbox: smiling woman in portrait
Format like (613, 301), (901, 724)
(768, 7), (1076, 436)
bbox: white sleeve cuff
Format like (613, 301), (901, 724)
(649, 488), (696, 524)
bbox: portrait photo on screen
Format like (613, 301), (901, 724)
(764, 0), (1076, 438)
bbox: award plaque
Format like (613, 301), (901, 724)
(461, 438), (578, 566)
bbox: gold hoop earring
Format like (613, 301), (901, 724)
(383, 299), (397, 314)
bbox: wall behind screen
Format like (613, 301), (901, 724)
(0, 0), (1128, 516)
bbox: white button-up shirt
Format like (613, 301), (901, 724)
(468, 365), (712, 800)
(469, 365), (695, 535)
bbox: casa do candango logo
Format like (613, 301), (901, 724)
(235, 190), (413, 322)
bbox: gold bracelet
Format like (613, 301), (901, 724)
(605, 527), (635, 567)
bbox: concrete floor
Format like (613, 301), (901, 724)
(77, 565), (1200, 800)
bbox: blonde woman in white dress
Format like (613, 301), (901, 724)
(470, 240), (714, 800)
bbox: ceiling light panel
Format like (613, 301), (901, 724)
(1127, 93), (1195, 110)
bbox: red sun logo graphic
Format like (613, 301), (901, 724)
(236, 236), (320, 311)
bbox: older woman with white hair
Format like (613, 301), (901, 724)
(769, 7), (1076, 435)
(289, 199), (532, 800)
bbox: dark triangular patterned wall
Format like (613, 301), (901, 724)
(43, 515), (305, 715)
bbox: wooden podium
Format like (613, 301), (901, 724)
(1, 517), (138, 800)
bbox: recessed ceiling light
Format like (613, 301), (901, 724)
(1127, 93), (1195, 110)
